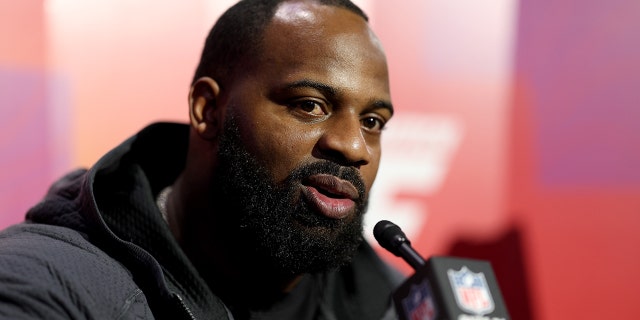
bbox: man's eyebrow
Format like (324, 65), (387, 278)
(285, 79), (338, 98)
(285, 79), (394, 115)
(372, 99), (394, 116)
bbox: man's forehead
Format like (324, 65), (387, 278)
(273, 1), (326, 25)
(270, 1), (384, 54)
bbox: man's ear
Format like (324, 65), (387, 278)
(189, 77), (222, 140)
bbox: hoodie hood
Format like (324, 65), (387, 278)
(25, 122), (229, 320)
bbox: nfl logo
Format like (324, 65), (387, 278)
(401, 280), (437, 320)
(447, 266), (495, 315)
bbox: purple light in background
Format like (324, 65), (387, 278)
(0, 68), (70, 228)
(515, 0), (640, 187)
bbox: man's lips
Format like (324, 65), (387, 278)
(300, 174), (360, 220)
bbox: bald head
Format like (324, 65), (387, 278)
(191, 0), (368, 86)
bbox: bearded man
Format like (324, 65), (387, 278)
(0, 0), (403, 319)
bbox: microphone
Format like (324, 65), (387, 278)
(374, 220), (510, 320)
(373, 219), (426, 270)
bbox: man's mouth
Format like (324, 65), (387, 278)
(300, 174), (359, 220)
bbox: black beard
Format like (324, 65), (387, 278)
(211, 116), (367, 276)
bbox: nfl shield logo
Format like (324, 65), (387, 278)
(447, 266), (495, 315)
(401, 280), (437, 320)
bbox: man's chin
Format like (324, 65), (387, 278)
(271, 215), (364, 274)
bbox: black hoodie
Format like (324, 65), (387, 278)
(0, 123), (402, 320)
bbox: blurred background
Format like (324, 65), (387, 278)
(1, 0), (639, 318)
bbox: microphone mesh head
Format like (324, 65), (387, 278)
(373, 220), (410, 257)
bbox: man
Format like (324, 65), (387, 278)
(0, 0), (402, 319)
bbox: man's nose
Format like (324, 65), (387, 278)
(314, 115), (371, 168)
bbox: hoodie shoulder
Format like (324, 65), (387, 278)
(0, 222), (151, 319)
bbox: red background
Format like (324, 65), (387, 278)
(1, 1), (638, 318)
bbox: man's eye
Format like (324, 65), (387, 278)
(361, 116), (386, 132)
(292, 100), (325, 116)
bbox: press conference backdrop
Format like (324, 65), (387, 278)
(1, 1), (638, 319)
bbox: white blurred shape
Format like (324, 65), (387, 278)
(364, 113), (465, 244)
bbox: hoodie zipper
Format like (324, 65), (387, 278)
(172, 293), (197, 320)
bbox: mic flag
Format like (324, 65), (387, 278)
(393, 256), (510, 320)
(374, 220), (510, 320)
